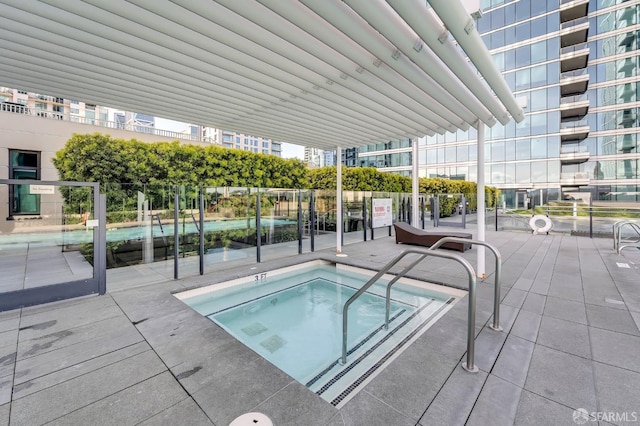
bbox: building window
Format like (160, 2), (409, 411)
(9, 150), (41, 216)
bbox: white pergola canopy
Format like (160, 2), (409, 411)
(0, 0), (523, 149)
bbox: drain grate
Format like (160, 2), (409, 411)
(260, 335), (286, 353)
(241, 322), (268, 336)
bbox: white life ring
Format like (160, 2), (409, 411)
(529, 215), (552, 234)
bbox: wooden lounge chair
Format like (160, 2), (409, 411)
(393, 222), (472, 252)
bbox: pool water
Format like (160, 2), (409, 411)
(177, 261), (464, 407)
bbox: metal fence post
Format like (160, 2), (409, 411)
(199, 187), (204, 275)
(298, 191), (303, 255)
(256, 191), (261, 263)
(174, 186), (179, 280)
(589, 197), (593, 239)
(363, 197), (367, 242)
(310, 191), (315, 252)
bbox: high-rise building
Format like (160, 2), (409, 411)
(356, 0), (640, 206)
(215, 129), (283, 157)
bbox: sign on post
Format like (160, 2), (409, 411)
(372, 198), (393, 228)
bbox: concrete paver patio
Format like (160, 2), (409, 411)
(1, 229), (639, 425)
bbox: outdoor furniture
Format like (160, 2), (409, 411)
(393, 222), (472, 252)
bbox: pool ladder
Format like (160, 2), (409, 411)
(340, 239), (502, 373)
(613, 220), (640, 254)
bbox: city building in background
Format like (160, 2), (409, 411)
(0, 88), (283, 157)
(354, 0), (640, 207)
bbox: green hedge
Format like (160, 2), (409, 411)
(54, 134), (499, 210)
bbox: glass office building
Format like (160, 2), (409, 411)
(356, 0), (640, 207)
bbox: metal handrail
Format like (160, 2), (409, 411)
(614, 221), (640, 253)
(613, 220), (630, 251)
(428, 238), (503, 331)
(340, 248), (479, 373)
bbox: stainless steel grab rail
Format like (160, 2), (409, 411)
(340, 248), (479, 373)
(428, 238), (503, 331)
(615, 221), (640, 254)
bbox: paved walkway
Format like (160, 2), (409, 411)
(1, 230), (640, 425)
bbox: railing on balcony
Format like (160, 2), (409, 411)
(560, 172), (590, 185)
(1, 102), (202, 142)
(560, 146), (590, 163)
(560, 93), (589, 105)
(560, 16), (588, 30)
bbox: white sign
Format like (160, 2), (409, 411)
(85, 219), (99, 228)
(29, 184), (55, 195)
(372, 198), (393, 228)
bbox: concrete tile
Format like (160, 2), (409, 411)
(502, 288), (527, 309)
(339, 390), (414, 426)
(510, 310), (542, 343)
(521, 293), (546, 315)
(15, 321), (143, 384)
(467, 374), (522, 426)
(512, 278), (533, 292)
(524, 345), (596, 412)
(364, 345), (458, 420)
(593, 361), (640, 421)
(0, 344), (16, 379)
(548, 280), (584, 303)
(420, 366), (488, 426)
(0, 329), (18, 350)
(17, 305), (122, 342)
(529, 279), (550, 295)
(47, 372), (186, 426)
(492, 335), (535, 388)
(0, 376), (10, 406)
(537, 316), (591, 358)
(544, 296), (587, 325)
(631, 311), (640, 333)
(20, 294), (112, 318)
(0, 311), (20, 334)
(515, 391), (577, 426)
(473, 326), (509, 372)
(138, 397), (213, 426)
(0, 403), (8, 426)
(583, 283), (627, 311)
(255, 381), (336, 426)
(590, 327), (640, 373)
(586, 304), (640, 336)
(192, 356), (294, 426)
(10, 350), (166, 426)
(13, 341), (150, 399)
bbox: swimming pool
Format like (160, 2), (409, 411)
(0, 217), (296, 246)
(176, 260), (465, 407)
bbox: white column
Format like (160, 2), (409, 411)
(411, 138), (419, 227)
(336, 146), (343, 254)
(476, 121), (486, 278)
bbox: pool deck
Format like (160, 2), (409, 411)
(1, 229), (640, 425)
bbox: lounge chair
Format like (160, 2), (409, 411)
(393, 222), (472, 252)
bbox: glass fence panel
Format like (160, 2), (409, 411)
(0, 183), (96, 293)
(258, 188), (301, 259)
(100, 183), (175, 275)
(201, 186), (256, 268)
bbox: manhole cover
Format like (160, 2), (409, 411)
(229, 412), (273, 426)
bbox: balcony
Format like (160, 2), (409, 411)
(560, 146), (590, 164)
(560, 19), (589, 48)
(560, 94), (589, 120)
(560, 172), (590, 186)
(560, 73), (589, 96)
(560, 124), (590, 142)
(560, 0), (589, 23)
(560, 45), (589, 73)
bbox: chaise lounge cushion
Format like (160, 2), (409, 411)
(393, 222), (472, 252)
